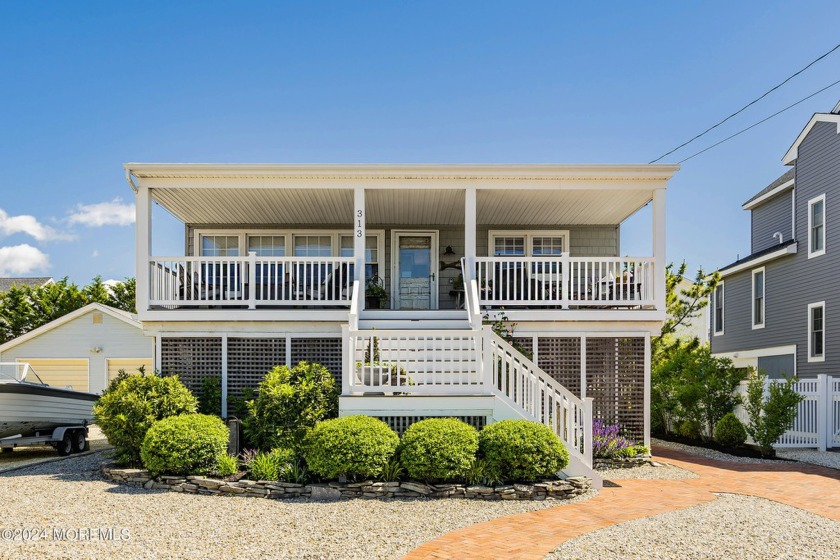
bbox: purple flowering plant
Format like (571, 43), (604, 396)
(592, 420), (636, 458)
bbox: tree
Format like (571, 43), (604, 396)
(744, 370), (804, 457)
(653, 262), (720, 359)
(107, 277), (136, 313)
(0, 286), (34, 343)
(83, 276), (111, 304)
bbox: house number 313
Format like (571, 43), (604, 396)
(356, 210), (363, 237)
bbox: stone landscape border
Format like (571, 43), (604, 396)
(593, 455), (655, 470)
(101, 464), (592, 501)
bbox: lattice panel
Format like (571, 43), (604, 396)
(290, 338), (343, 386)
(512, 337), (534, 359)
(536, 337), (582, 398)
(227, 338), (286, 413)
(159, 337), (223, 400)
(585, 337), (645, 442)
(373, 416), (487, 436)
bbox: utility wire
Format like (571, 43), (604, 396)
(650, 42), (840, 163)
(676, 77), (840, 164)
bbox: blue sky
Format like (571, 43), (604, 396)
(1, 1), (839, 283)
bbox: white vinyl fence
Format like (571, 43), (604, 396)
(734, 374), (840, 451)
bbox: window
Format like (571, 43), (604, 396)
(494, 236), (526, 256)
(293, 235), (332, 257)
(714, 282), (724, 335)
(752, 268), (765, 329)
(340, 235), (381, 280)
(247, 235), (286, 256)
(808, 302), (825, 362)
(809, 194), (825, 258)
(488, 231), (570, 257)
(532, 236), (565, 256)
(200, 235), (240, 256)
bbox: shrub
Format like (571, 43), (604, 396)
(399, 418), (478, 482)
(213, 454), (239, 477)
(198, 376), (222, 417)
(304, 416), (399, 481)
(479, 420), (569, 482)
(714, 412), (747, 448)
(593, 420), (635, 458)
(379, 459), (404, 482)
(744, 371), (804, 457)
(94, 370), (198, 465)
(678, 419), (702, 440)
(248, 448), (296, 481)
(244, 362), (338, 452)
(140, 414), (229, 477)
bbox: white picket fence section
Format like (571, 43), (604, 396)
(733, 375), (840, 451)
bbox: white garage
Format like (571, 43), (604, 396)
(0, 303), (154, 394)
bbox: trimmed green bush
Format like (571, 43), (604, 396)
(399, 418), (478, 482)
(304, 415), (399, 480)
(248, 448), (296, 481)
(197, 376), (222, 417)
(140, 414), (229, 477)
(677, 419), (702, 440)
(244, 361), (339, 453)
(94, 370), (198, 465)
(213, 453), (239, 477)
(714, 412), (747, 448)
(479, 420), (569, 482)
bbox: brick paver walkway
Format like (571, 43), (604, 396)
(404, 446), (840, 560)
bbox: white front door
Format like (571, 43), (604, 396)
(392, 231), (438, 310)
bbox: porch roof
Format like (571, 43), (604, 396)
(126, 163), (678, 226)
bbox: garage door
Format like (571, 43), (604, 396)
(20, 359), (89, 392)
(107, 358), (154, 382)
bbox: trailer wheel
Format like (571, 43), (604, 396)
(57, 433), (73, 456)
(71, 430), (87, 453)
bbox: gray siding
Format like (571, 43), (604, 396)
(712, 120), (840, 378)
(757, 354), (795, 379)
(751, 190), (792, 253)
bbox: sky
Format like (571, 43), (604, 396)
(1, 1), (840, 283)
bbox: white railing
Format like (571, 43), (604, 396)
(348, 280), (362, 331)
(485, 330), (592, 466)
(471, 256), (656, 309)
(734, 375), (840, 451)
(462, 257), (482, 329)
(149, 254), (355, 308)
(344, 325), (593, 467)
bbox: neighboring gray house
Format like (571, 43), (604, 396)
(0, 277), (53, 294)
(710, 103), (840, 379)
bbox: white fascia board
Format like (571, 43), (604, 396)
(782, 114), (840, 165)
(741, 179), (795, 210)
(712, 345), (796, 361)
(719, 243), (797, 278)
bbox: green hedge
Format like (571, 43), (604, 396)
(714, 412), (747, 448)
(304, 415), (398, 480)
(479, 420), (569, 482)
(140, 414), (229, 477)
(94, 371), (198, 465)
(399, 418), (478, 482)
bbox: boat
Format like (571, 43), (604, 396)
(0, 362), (98, 440)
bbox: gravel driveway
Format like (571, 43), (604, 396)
(0, 452), (594, 560)
(0, 426), (110, 473)
(546, 493), (840, 560)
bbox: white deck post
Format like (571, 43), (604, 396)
(652, 188), (667, 311)
(354, 187), (366, 311)
(135, 186), (152, 317)
(247, 251), (257, 309)
(465, 187), (477, 260)
(341, 324), (352, 395)
(221, 333), (228, 417)
(644, 333), (651, 448)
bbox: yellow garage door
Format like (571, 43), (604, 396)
(21, 359), (89, 392)
(107, 359), (154, 381)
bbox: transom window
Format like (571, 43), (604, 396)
(809, 194), (826, 258)
(808, 302), (825, 362)
(247, 235), (286, 256)
(201, 235), (240, 257)
(752, 268), (765, 329)
(293, 235), (332, 257)
(713, 283), (724, 335)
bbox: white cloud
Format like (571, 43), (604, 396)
(0, 208), (74, 241)
(68, 198), (135, 227)
(92, 249), (100, 257)
(0, 244), (50, 276)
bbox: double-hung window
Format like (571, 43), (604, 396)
(809, 194), (826, 258)
(808, 302), (825, 362)
(752, 268), (765, 329)
(340, 235), (380, 280)
(713, 282), (724, 335)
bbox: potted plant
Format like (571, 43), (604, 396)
(365, 275), (387, 309)
(355, 335), (411, 392)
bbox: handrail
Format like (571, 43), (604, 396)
(461, 257), (482, 330)
(348, 280), (361, 331)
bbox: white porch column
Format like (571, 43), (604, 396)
(221, 334), (228, 418)
(354, 187), (366, 310)
(644, 334), (651, 448)
(652, 188), (667, 311)
(135, 186), (152, 316)
(464, 187), (477, 260)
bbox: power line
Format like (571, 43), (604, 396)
(650, 42), (840, 163)
(677, 77), (840, 164)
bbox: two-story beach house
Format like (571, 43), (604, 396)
(126, 163), (677, 479)
(710, 104), (840, 380)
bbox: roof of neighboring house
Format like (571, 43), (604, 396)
(0, 277), (54, 294)
(0, 303), (141, 353)
(718, 238), (797, 274)
(741, 168), (795, 209)
(783, 112), (840, 165)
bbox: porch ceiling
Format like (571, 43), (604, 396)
(153, 187), (653, 226)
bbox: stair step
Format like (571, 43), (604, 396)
(357, 319), (471, 330)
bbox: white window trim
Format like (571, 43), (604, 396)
(487, 230), (571, 256)
(193, 229), (385, 274)
(808, 194), (826, 259)
(752, 267), (765, 330)
(713, 281), (725, 336)
(807, 301), (826, 363)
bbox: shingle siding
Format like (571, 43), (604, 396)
(712, 120), (840, 378)
(751, 191), (792, 253)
